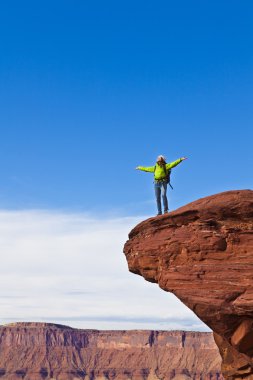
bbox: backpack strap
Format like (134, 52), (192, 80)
(167, 172), (173, 190)
(164, 164), (174, 189)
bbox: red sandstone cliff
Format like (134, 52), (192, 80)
(124, 190), (253, 380)
(0, 322), (221, 380)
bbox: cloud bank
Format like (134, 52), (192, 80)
(0, 210), (208, 331)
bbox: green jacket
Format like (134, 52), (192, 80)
(137, 158), (183, 180)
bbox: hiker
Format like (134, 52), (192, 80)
(136, 155), (187, 215)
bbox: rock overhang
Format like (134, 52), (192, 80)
(124, 190), (253, 379)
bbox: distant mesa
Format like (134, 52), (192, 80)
(124, 189), (253, 380)
(0, 322), (221, 379)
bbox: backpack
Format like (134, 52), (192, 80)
(154, 164), (173, 189)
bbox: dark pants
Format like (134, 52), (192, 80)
(154, 181), (168, 215)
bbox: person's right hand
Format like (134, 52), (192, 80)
(135, 166), (140, 170)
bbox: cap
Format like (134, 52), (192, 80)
(157, 155), (166, 162)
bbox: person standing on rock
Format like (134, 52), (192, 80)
(136, 155), (187, 216)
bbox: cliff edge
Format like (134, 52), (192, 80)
(124, 190), (253, 380)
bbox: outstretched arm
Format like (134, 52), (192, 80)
(136, 166), (155, 173)
(166, 157), (188, 170)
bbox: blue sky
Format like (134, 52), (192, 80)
(0, 0), (252, 214)
(0, 1), (252, 329)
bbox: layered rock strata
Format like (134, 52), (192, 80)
(0, 322), (221, 380)
(124, 190), (253, 380)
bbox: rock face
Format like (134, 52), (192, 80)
(0, 322), (221, 380)
(124, 190), (253, 380)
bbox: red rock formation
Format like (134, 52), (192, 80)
(0, 322), (221, 380)
(124, 190), (253, 380)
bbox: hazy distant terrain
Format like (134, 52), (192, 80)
(0, 323), (222, 380)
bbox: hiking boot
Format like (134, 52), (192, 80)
(164, 210), (169, 214)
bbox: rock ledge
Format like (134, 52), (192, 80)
(124, 190), (253, 380)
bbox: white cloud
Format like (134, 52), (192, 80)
(0, 210), (208, 331)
